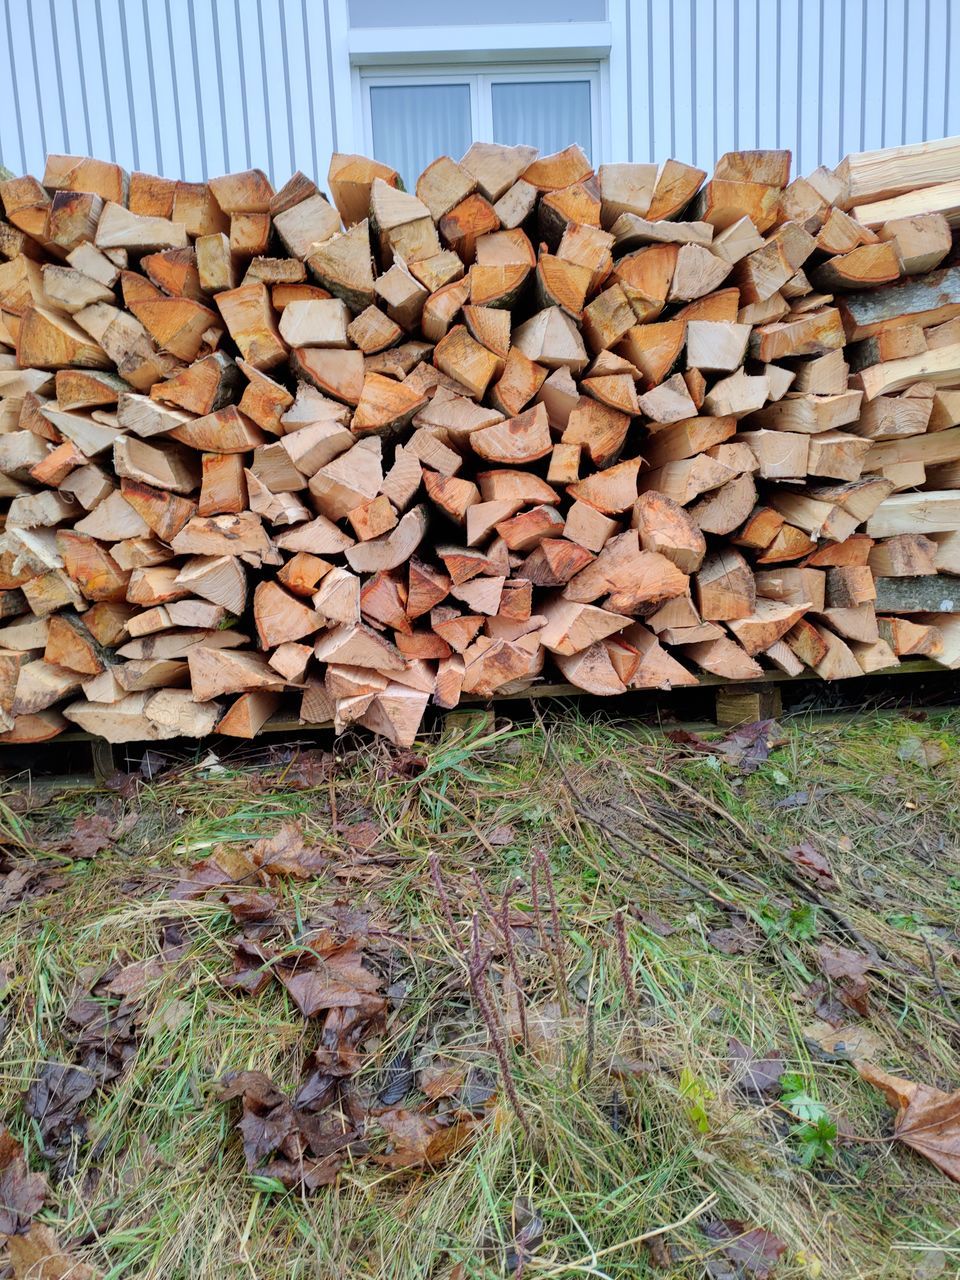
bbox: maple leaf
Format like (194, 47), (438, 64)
(857, 1062), (960, 1183)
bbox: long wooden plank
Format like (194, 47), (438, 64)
(836, 135), (960, 205)
(867, 492), (960, 537)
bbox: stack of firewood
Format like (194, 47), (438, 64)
(0, 138), (958, 746)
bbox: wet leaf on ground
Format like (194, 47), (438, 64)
(0, 1127), (48, 1234)
(702, 1219), (787, 1278)
(727, 1038), (786, 1099)
(856, 1062), (960, 1183)
(23, 1063), (97, 1162)
(817, 944), (872, 1015)
(785, 841), (836, 890)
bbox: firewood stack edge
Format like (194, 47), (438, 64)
(1, 138), (959, 746)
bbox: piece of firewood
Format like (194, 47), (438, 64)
(695, 549), (756, 620)
(877, 212), (951, 274)
(215, 282), (287, 370)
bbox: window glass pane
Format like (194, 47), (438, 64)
(492, 80), (592, 161)
(369, 84), (472, 191)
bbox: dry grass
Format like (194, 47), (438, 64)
(1, 706), (959, 1279)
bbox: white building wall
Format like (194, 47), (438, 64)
(1, 0), (958, 186)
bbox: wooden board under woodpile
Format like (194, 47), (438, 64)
(1, 138), (959, 746)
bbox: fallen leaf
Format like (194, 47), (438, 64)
(337, 820), (381, 852)
(708, 920), (759, 955)
(374, 1108), (480, 1169)
(145, 998), (192, 1038)
(105, 956), (165, 998)
(278, 942), (383, 1017)
(486, 824), (516, 847)
(785, 842), (836, 890)
(774, 790), (809, 810)
(856, 1062), (960, 1183)
(378, 1051), (414, 1106)
(803, 1021), (884, 1061)
(727, 1038), (785, 1099)
(481, 1195), (545, 1272)
(219, 1069), (362, 1187)
(23, 1063), (97, 1159)
(169, 847), (257, 899)
(898, 736), (948, 769)
(283, 748), (334, 788)
(633, 908), (677, 937)
(7, 1222), (98, 1279)
(59, 813), (114, 858)
(0, 1127), (48, 1235)
(703, 1219), (787, 1278)
(818, 944), (872, 1015)
(220, 889), (278, 921)
(223, 938), (276, 996)
(669, 720), (782, 775)
(252, 823), (327, 877)
(420, 1063), (466, 1101)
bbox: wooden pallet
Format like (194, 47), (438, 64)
(14, 658), (946, 779)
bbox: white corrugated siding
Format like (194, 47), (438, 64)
(1, 0), (958, 183)
(626, 0), (960, 176)
(0, 0), (337, 183)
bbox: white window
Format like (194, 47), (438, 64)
(359, 66), (602, 192)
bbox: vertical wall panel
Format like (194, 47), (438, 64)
(626, 0), (960, 171)
(0, 0), (321, 182)
(1, 0), (959, 184)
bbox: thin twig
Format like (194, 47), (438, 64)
(428, 853), (459, 946)
(468, 915), (532, 1140)
(533, 848), (568, 1017)
(500, 876), (529, 1051)
(922, 932), (960, 1030)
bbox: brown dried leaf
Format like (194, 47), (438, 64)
(0, 1127), (48, 1235)
(169, 847), (258, 899)
(785, 841), (836, 890)
(818, 944), (872, 1015)
(702, 1219), (787, 1278)
(337, 820), (381, 852)
(7, 1223), (99, 1279)
(374, 1108), (480, 1169)
(856, 1062), (960, 1183)
(669, 719), (782, 775)
(727, 1038), (785, 1099)
(105, 956), (165, 998)
(23, 1064), (97, 1159)
(420, 1063), (467, 1101)
(708, 916), (759, 955)
(59, 813), (114, 858)
(803, 1020), (884, 1062)
(252, 822), (327, 877)
(278, 943), (383, 1017)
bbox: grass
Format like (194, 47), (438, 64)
(1, 706), (959, 1279)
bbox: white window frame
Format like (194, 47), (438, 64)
(359, 64), (603, 171)
(325, 1), (629, 165)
